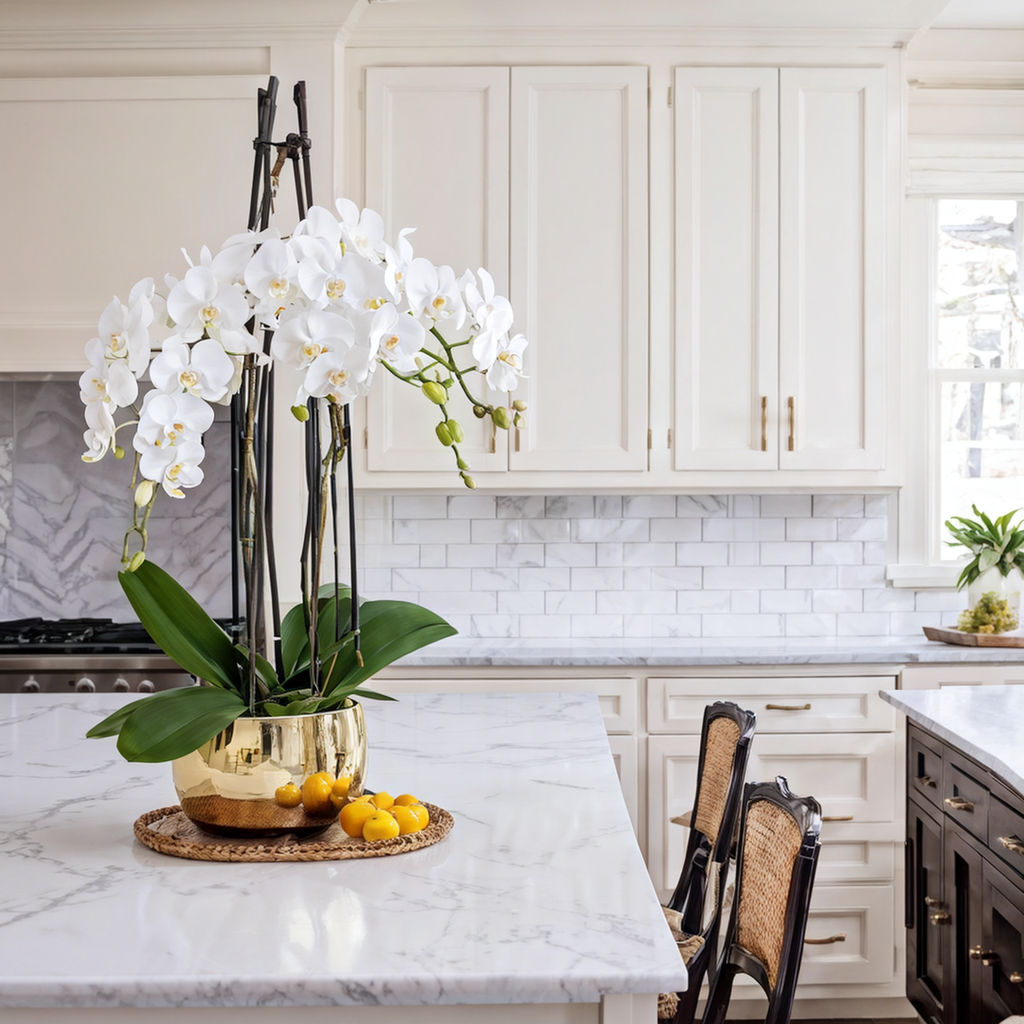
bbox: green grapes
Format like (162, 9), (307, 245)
(957, 591), (1019, 634)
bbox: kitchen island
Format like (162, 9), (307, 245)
(0, 691), (684, 1022)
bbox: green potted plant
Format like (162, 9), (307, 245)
(945, 504), (1024, 633)
(78, 78), (527, 836)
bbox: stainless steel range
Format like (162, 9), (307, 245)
(0, 618), (194, 694)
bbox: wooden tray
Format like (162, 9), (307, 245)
(922, 625), (1024, 648)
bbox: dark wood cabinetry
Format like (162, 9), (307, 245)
(905, 723), (1024, 1024)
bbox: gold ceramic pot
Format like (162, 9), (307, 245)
(171, 702), (367, 837)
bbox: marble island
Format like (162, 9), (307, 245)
(0, 692), (684, 1022)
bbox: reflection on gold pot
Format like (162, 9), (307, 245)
(171, 702), (367, 837)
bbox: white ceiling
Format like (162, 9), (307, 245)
(933, 0), (1024, 27)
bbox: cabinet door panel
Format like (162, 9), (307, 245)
(981, 860), (1024, 1023)
(509, 66), (648, 472)
(364, 66), (510, 472)
(907, 798), (946, 1023)
(778, 67), (886, 471)
(673, 67), (779, 470)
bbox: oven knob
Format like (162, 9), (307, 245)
(21, 676), (40, 693)
(113, 677), (131, 692)
(137, 679), (156, 693)
(75, 677), (96, 693)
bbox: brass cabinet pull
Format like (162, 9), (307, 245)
(823, 815), (854, 822)
(924, 896), (943, 908)
(944, 796), (974, 812)
(765, 703), (811, 712)
(999, 835), (1024, 856)
(489, 420), (497, 454)
(916, 774), (936, 788)
(787, 395), (795, 451)
(1010, 971), (1024, 984)
(804, 933), (846, 945)
(970, 946), (1000, 966)
(930, 912), (951, 925)
(514, 426), (521, 452)
(760, 395), (768, 451)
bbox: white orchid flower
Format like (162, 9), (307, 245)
(134, 391), (215, 457)
(484, 333), (527, 393)
(212, 228), (275, 283)
(463, 267), (513, 335)
(371, 303), (426, 374)
(139, 437), (206, 499)
(150, 337), (235, 402)
(271, 308), (356, 370)
(96, 279), (154, 378)
(80, 401), (116, 462)
(80, 342), (139, 408)
(404, 259), (466, 327)
(335, 198), (386, 261)
(293, 206), (343, 250)
(383, 227), (416, 301)
(243, 238), (299, 315)
(166, 265), (253, 352)
(294, 239), (389, 312)
(304, 345), (374, 405)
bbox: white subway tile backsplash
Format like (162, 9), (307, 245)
(350, 491), (957, 640)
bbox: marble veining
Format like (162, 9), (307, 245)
(881, 686), (1024, 796)
(0, 692), (684, 1009)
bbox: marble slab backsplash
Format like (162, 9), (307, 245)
(0, 380), (232, 621)
(352, 493), (967, 640)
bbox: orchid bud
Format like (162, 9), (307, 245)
(461, 472), (476, 489)
(422, 381), (448, 405)
(127, 551), (146, 572)
(513, 412), (525, 429)
(113, 446), (126, 460)
(291, 404), (310, 422)
(513, 400), (527, 412)
(472, 404), (487, 419)
(435, 422), (454, 446)
(457, 457), (469, 470)
(446, 419), (465, 443)
(134, 480), (156, 508)
(492, 406), (511, 430)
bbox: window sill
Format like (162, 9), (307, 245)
(886, 563), (961, 590)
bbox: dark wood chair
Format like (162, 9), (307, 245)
(657, 700), (756, 1024)
(701, 776), (823, 1024)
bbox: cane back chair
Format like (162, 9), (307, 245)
(657, 700), (756, 1023)
(701, 776), (823, 1024)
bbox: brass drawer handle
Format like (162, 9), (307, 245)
(944, 796), (974, 812)
(916, 774), (936, 788)
(924, 897), (943, 908)
(1010, 971), (1024, 984)
(760, 395), (768, 452)
(787, 395), (795, 451)
(930, 912), (951, 925)
(804, 933), (846, 945)
(765, 703), (811, 712)
(970, 946), (1000, 967)
(822, 815), (853, 822)
(999, 835), (1024, 856)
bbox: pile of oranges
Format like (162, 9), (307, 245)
(274, 774), (431, 842)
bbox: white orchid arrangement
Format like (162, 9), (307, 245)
(80, 197), (528, 762)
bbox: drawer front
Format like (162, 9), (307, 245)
(647, 733), (897, 896)
(991, 796), (1024, 884)
(647, 676), (896, 734)
(942, 759), (990, 844)
(798, 884), (897, 987)
(908, 728), (943, 812)
(379, 673), (637, 734)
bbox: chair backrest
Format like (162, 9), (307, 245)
(666, 701), (756, 937)
(702, 776), (823, 1024)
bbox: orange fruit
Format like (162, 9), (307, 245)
(301, 774), (334, 816)
(339, 800), (378, 837)
(371, 791), (394, 810)
(362, 810), (401, 842)
(274, 783), (302, 808)
(329, 776), (352, 810)
(393, 793), (419, 807)
(406, 804), (430, 830)
(391, 805), (423, 835)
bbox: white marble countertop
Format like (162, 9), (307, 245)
(880, 686), (1024, 797)
(392, 634), (1024, 668)
(0, 692), (684, 1010)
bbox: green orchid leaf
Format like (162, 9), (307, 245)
(114, 686), (246, 762)
(351, 687), (398, 702)
(119, 561), (241, 693)
(233, 643), (280, 694)
(86, 694), (153, 738)
(979, 548), (1001, 572)
(280, 600), (308, 679)
(258, 703), (292, 717)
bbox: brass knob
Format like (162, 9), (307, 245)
(999, 835), (1024, 856)
(970, 946), (999, 966)
(944, 796), (974, 812)
(1010, 971), (1024, 984)
(916, 774), (936, 788)
(924, 897), (943, 908)
(930, 912), (951, 925)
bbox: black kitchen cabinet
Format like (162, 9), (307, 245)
(905, 723), (1024, 1024)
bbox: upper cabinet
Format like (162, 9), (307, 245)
(673, 65), (887, 473)
(358, 64), (649, 485)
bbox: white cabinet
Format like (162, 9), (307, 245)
(672, 65), (888, 473)
(358, 65), (649, 484)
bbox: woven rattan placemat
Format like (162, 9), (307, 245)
(134, 803), (453, 862)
